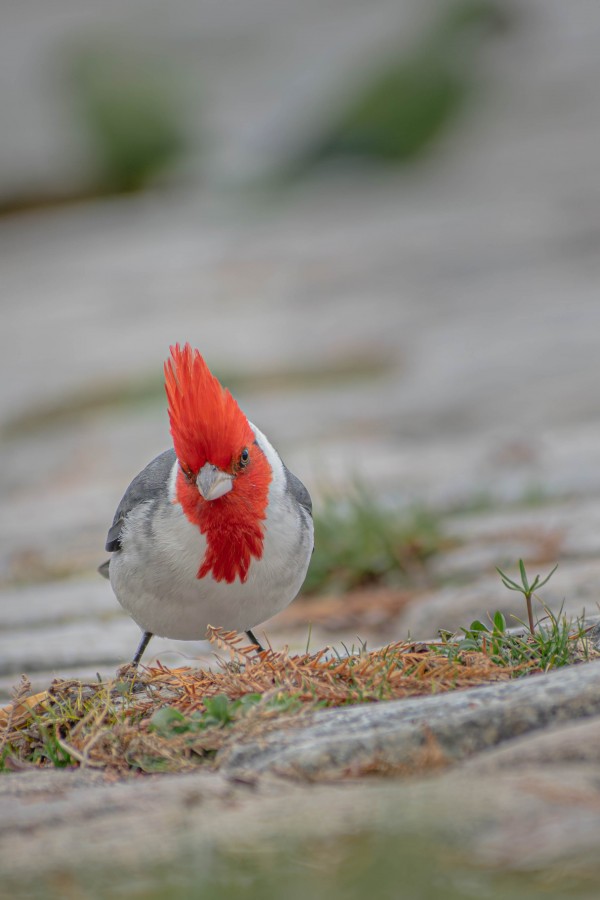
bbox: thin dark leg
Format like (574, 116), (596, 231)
(245, 629), (265, 652)
(132, 631), (153, 666)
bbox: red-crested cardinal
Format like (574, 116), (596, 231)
(99, 344), (313, 665)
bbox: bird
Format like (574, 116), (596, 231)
(99, 343), (314, 667)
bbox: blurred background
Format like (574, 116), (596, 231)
(3, 0), (600, 696)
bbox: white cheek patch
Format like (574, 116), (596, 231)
(167, 460), (180, 501)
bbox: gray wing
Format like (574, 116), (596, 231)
(104, 449), (177, 552)
(283, 465), (313, 518)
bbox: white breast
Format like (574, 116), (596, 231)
(109, 425), (313, 640)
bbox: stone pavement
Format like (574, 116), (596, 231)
(2, 1), (600, 894)
(5, 670), (600, 895)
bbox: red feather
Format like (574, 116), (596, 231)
(165, 344), (272, 583)
(165, 343), (253, 473)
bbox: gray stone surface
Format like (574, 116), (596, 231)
(4, 728), (600, 891)
(221, 660), (600, 777)
(463, 714), (600, 771)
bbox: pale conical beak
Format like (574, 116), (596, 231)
(197, 463), (233, 501)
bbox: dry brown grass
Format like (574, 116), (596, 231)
(0, 628), (526, 776)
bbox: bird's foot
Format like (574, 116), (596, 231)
(114, 662), (147, 693)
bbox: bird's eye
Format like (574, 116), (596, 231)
(240, 448), (250, 467)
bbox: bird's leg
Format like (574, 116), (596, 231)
(115, 631), (154, 686)
(245, 629), (265, 653)
(132, 631), (154, 666)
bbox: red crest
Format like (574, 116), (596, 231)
(165, 343), (254, 472)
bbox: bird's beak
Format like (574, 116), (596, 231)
(197, 463), (233, 501)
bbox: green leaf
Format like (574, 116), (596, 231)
(131, 755), (172, 773)
(496, 568), (522, 592)
(536, 563), (559, 589)
(238, 693), (262, 711)
(460, 619), (489, 641)
(458, 638), (480, 651)
(493, 610), (506, 633)
(518, 559), (530, 592)
(149, 706), (188, 736)
(204, 694), (237, 725)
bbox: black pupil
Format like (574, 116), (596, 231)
(241, 449), (249, 464)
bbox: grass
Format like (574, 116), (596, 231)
(438, 559), (588, 672)
(281, 0), (507, 176)
(0, 555), (589, 775)
(0, 374), (165, 439)
(439, 606), (590, 672)
(304, 486), (449, 594)
(1, 583), (595, 777)
(68, 41), (187, 195)
(0, 633), (510, 775)
(5, 828), (582, 900)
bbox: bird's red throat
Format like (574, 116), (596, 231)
(175, 459), (271, 583)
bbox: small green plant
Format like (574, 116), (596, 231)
(532, 606), (584, 670)
(68, 42), (187, 194)
(496, 559), (558, 634)
(149, 694), (261, 737)
(439, 598), (584, 674)
(304, 487), (446, 594)
(457, 610), (509, 655)
(148, 691), (304, 739)
(440, 611), (522, 667)
(31, 723), (75, 768)
(440, 556), (565, 671)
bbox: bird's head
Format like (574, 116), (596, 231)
(164, 343), (272, 583)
